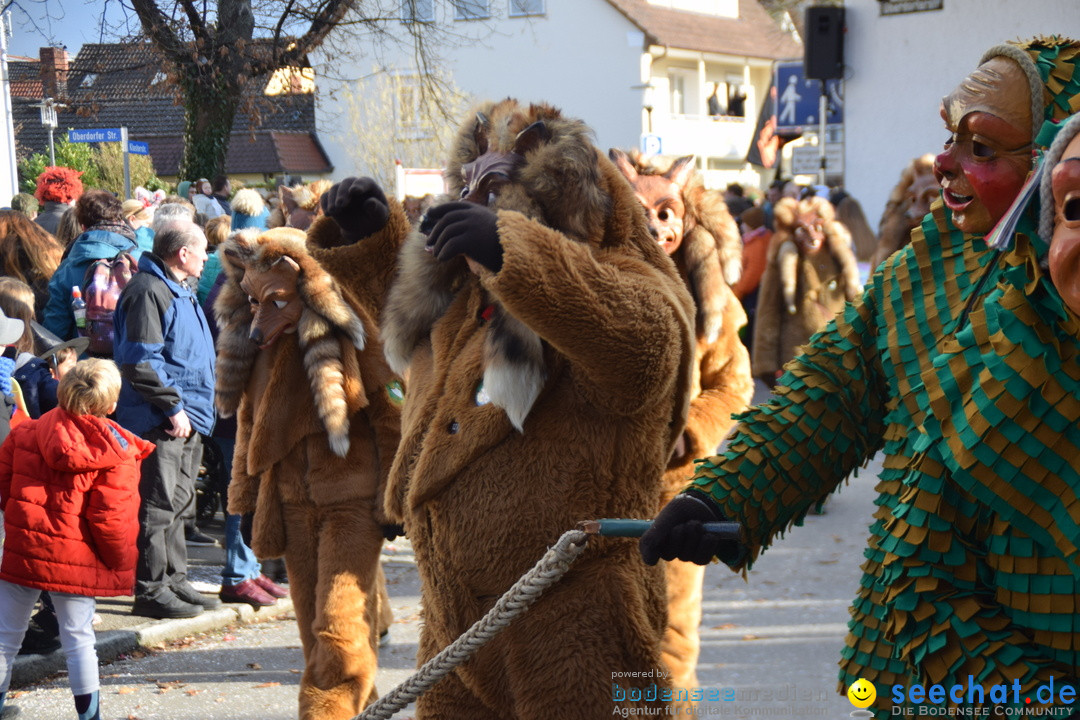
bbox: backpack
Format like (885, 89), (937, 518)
(81, 251), (138, 356)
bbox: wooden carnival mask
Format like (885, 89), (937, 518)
(239, 255), (304, 349)
(935, 56), (1034, 235)
(1048, 132), (1080, 318)
(609, 150), (694, 256)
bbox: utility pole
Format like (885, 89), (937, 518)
(0, 12), (20, 201)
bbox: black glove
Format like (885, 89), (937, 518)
(639, 490), (745, 567)
(421, 201), (503, 272)
(381, 524), (405, 541)
(240, 512), (254, 547)
(320, 177), (390, 242)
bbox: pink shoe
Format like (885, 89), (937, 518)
(252, 574), (289, 599)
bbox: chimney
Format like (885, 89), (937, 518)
(39, 46), (70, 100)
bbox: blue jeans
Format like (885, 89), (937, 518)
(216, 438), (261, 586)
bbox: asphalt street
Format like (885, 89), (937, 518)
(7, 382), (882, 719)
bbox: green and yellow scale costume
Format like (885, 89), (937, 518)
(687, 37), (1080, 717)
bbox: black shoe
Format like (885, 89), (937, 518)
(0, 704), (21, 718)
(131, 594), (203, 619)
(173, 582), (222, 610)
(17, 623), (61, 655)
(185, 528), (219, 547)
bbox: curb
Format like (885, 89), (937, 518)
(11, 597), (295, 688)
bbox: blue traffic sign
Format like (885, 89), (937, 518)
(640, 133), (662, 156)
(127, 141), (149, 155)
(68, 128), (123, 143)
(774, 62), (843, 132)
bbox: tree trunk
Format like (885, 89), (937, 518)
(178, 68), (242, 182)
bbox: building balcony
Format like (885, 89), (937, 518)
(649, 112), (753, 162)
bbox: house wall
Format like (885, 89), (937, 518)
(314, 0), (644, 183)
(843, 0), (1076, 231)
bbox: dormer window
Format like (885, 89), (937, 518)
(80, 74), (96, 88)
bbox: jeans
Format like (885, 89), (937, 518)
(216, 438), (261, 586)
(0, 580), (98, 695)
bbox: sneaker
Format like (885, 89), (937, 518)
(185, 528), (219, 547)
(219, 579), (275, 607)
(131, 594), (203, 619)
(252, 574), (288, 599)
(173, 582), (222, 610)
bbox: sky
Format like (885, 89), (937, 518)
(4, 0), (135, 59)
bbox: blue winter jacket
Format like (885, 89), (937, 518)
(112, 252), (216, 437)
(42, 229), (139, 340)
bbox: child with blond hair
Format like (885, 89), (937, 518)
(0, 359), (154, 720)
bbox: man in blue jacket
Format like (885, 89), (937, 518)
(113, 218), (217, 619)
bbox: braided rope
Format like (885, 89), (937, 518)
(355, 528), (590, 720)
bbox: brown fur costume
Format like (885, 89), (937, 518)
(382, 99), (696, 719)
(609, 149), (753, 697)
(833, 192), (877, 261)
(215, 212), (407, 720)
(751, 196), (860, 382)
(870, 153), (939, 269)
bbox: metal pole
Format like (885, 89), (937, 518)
(48, 127), (55, 166)
(0, 12), (20, 200)
(818, 80), (827, 187)
(121, 126), (131, 199)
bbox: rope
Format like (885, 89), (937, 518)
(355, 528), (590, 720)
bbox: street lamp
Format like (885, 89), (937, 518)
(34, 98), (64, 166)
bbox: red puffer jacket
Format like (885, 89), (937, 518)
(0, 407), (154, 596)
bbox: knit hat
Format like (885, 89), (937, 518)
(34, 166), (83, 204)
(230, 188), (270, 231)
(740, 206), (765, 231)
(10, 193), (38, 216)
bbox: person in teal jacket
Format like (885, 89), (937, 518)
(42, 190), (137, 340)
(642, 37), (1080, 718)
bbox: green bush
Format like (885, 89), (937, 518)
(17, 137), (100, 193)
(17, 135), (165, 198)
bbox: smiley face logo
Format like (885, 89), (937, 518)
(847, 678), (876, 708)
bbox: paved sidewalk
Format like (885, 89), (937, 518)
(11, 515), (296, 688)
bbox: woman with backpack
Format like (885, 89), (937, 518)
(41, 191), (138, 343)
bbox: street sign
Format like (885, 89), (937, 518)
(68, 128), (123, 143)
(66, 127), (136, 199)
(791, 144), (844, 176)
(640, 133), (662, 156)
(774, 62), (843, 133)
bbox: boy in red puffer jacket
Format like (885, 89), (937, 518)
(0, 358), (154, 720)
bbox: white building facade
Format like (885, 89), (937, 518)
(312, 0), (800, 194)
(842, 0), (1078, 229)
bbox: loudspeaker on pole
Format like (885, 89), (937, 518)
(804, 6), (845, 80)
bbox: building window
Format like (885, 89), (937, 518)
(453, 0), (489, 20)
(401, 0), (435, 22)
(80, 73), (97, 89)
(509, 0), (545, 16)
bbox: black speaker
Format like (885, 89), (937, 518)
(804, 6), (845, 80)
